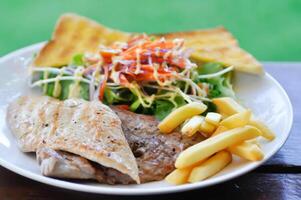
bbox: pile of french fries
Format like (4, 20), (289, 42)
(158, 97), (275, 185)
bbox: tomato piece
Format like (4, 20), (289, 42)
(115, 104), (130, 110)
(98, 65), (109, 101)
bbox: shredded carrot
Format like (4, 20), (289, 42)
(96, 35), (189, 89)
(119, 74), (130, 86)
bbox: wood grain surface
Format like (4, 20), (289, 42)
(1, 168), (300, 200)
(0, 62), (300, 200)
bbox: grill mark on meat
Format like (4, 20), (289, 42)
(38, 99), (47, 126)
(52, 102), (62, 137)
(35, 99), (48, 147)
(18, 97), (46, 151)
(43, 99), (62, 145)
(88, 105), (105, 140)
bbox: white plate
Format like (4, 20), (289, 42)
(0, 43), (293, 195)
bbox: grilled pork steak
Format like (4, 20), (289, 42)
(112, 107), (204, 182)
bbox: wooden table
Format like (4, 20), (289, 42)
(1, 63), (300, 200)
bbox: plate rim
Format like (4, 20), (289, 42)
(0, 42), (294, 195)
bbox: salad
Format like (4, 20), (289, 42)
(30, 34), (235, 120)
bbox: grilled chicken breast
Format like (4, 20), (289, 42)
(37, 147), (96, 180)
(7, 96), (139, 184)
(37, 147), (134, 184)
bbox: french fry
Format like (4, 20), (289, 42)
(228, 141), (264, 161)
(248, 119), (275, 140)
(211, 126), (229, 137)
(188, 151), (232, 182)
(199, 120), (216, 136)
(175, 125), (261, 168)
(220, 110), (252, 129)
(212, 97), (246, 117)
(212, 97), (275, 141)
(181, 116), (204, 137)
(158, 102), (207, 134)
(205, 112), (222, 126)
(245, 138), (260, 146)
(165, 167), (192, 185)
(211, 125), (262, 160)
(213, 131), (260, 149)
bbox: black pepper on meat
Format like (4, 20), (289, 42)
(112, 107), (204, 183)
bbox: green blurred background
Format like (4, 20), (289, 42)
(0, 0), (300, 60)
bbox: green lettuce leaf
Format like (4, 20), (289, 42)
(154, 95), (185, 120)
(195, 62), (235, 98)
(36, 71), (90, 101)
(72, 54), (84, 66)
(154, 100), (174, 120)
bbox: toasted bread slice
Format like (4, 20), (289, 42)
(157, 27), (263, 74)
(33, 13), (130, 67)
(34, 13), (262, 74)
